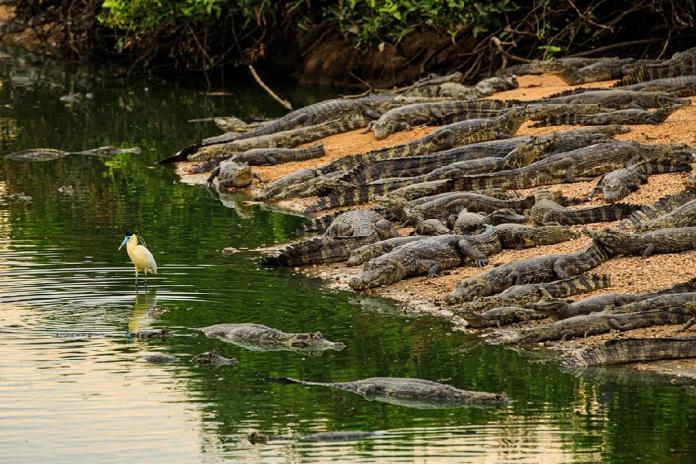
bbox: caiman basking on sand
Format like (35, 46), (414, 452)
(528, 189), (640, 225)
(487, 292), (695, 345)
(633, 199), (696, 231)
(449, 141), (694, 193)
(346, 236), (426, 266)
(562, 336), (696, 368)
(585, 158), (695, 203)
(585, 227), (696, 258)
(172, 94), (425, 159)
(529, 104), (680, 127)
(201, 323), (345, 352)
(275, 376), (509, 409)
(192, 144), (325, 172)
(369, 100), (509, 139)
(620, 189), (696, 230)
(207, 160), (261, 189)
(540, 89), (684, 109)
(349, 227), (502, 290)
(494, 223), (581, 249)
(621, 46), (696, 84)
(5, 146), (141, 161)
(334, 126), (628, 188)
(617, 75), (696, 97)
(184, 112), (372, 162)
(447, 240), (613, 302)
(456, 273), (610, 315)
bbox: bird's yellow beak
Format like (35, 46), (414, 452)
(118, 235), (129, 250)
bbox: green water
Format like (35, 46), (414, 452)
(1, 47), (695, 463)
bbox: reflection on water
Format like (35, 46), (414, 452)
(1, 44), (696, 463)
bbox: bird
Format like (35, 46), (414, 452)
(118, 232), (157, 288)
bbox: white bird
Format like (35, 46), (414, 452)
(118, 232), (157, 288)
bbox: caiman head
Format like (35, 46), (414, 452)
(349, 259), (406, 290)
(683, 175), (696, 190)
(447, 277), (491, 302)
(487, 208), (526, 225)
(191, 351), (239, 366)
(286, 332), (346, 351)
(529, 297), (570, 320)
(200, 324), (228, 339)
(582, 228), (626, 253)
(355, 383), (384, 401)
(218, 160), (253, 188)
(373, 121), (397, 140)
(416, 219), (450, 235)
(601, 177), (634, 203)
(375, 219), (400, 240)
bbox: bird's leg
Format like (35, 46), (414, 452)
(134, 267), (139, 289)
(144, 271), (148, 289)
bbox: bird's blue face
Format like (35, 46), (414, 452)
(118, 234), (132, 250)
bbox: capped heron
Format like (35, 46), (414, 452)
(118, 232), (157, 288)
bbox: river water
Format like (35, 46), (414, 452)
(1, 47), (695, 463)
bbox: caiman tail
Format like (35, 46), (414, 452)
(260, 236), (373, 266)
(561, 203), (641, 225)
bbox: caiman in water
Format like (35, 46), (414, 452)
(200, 323), (345, 352)
(274, 376), (509, 409)
(5, 146), (142, 161)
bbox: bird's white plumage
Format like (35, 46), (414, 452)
(126, 235), (157, 274)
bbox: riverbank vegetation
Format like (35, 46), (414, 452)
(3, 0), (696, 84)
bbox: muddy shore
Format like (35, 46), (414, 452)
(178, 74), (696, 380)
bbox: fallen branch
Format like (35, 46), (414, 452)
(248, 64), (292, 111)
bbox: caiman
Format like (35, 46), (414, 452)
(494, 223), (581, 249)
(449, 142), (694, 193)
(451, 209), (526, 234)
(400, 191), (537, 225)
(540, 89), (684, 109)
(531, 293), (643, 321)
(193, 144), (325, 172)
(621, 46), (696, 84)
(185, 112), (371, 162)
(349, 228), (502, 290)
(635, 198), (696, 231)
(207, 160), (261, 189)
(370, 100), (509, 139)
(529, 105), (680, 127)
(462, 306), (546, 328)
(620, 189), (696, 230)
(276, 376), (509, 409)
(457, 273), (610, 314)
(562, 336), (696, 368)
(201, 323), (345, 352)
(346, 236), (426, 266)
(585, 227), (696, 258)
(191, 351), (239, 366)
(249, 431), (377, 444)
(338, 126), (628, 187)
(261, 210), (398, 265)
(488, 292), (695, 345)
(617, 75), (696, 97)
(528, 189), (640, 225)
(447, 241), (613, 302)
(532, 276), (696, 321)
(5, 146), (141, 161)
(143, 353), (178, 364)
